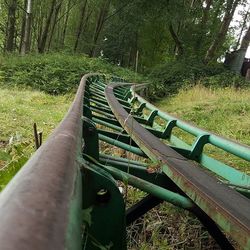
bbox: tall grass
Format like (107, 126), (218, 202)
(0, 87), (72, 190)
(156, 85), (250, 146)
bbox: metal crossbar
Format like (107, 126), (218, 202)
(0, 74), (249, 250)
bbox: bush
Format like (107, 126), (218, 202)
(200, 71), (248, 88)
(0, 53), (145, 94)
(148, 59), (248, 99)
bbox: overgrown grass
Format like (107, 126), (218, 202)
(0, 53), (144, 190)
(156, 85), (250, 145)
(0, 86), (72, 190)
(1, 55), (249, 249)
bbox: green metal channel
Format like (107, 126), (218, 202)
(86, 161), (194, 210)
(98, 129), (138, 146)
(99, 153), (148, 167)
(99, 134), (146, 157)
(92, 117), (124, 132)
(66, 167), (82, 250)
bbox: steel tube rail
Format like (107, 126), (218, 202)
(106, 83), (250, 249)
(0, 74), (97, 250)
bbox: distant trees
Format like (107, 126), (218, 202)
(0, 0), (247, 70)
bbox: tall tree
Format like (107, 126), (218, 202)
(5, 0), (18, 52)
(204, 0), (240, 63)
(20, 0), (32, 55)
(89, 0), (111, 57)
(74, 0), (88, 52)
(235, 7), (249, 49)
(240, 24), (250, 50)
(61, 0), (72, 47)
(38, 0), (57, 53)
(169, 22), (183, 57)
(195, 0), (213, 52)
(47, 0), (63, 51)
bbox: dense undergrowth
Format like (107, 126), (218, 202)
(149, 59), (249, 99)
(0, 53), (145, 94)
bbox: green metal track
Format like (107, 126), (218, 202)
(0, 74), (249, 250)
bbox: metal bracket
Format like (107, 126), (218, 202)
(189, 134), (210, 161)
(82, 117), (99, 160)
(81, 163), (126, 250)
(147, 110), (158, 127)
(162, 120), (177, 139)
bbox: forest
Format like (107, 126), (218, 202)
(0, 0), (249, 97)
(0, 0), (249, 68)
(0, 0), (250, 249)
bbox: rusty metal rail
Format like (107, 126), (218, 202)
(0, 74), (249, 250)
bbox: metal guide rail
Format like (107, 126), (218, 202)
(0, 74), (249, 250)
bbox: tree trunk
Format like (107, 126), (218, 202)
(89, 0), (111, 57)
(19, 0), (27, 53)
(240, 25), (250, 50)
(204, 0), (240, 63)
(61, 0), (72, 47)
(38, 0), (57, 53)
(21, 0), (32, 55)
(74, 0), (88, 52)
(169, 23), (184, 57)
(234, 8), (249, 50)
(195, 0), (213, 52)
(5, 0), (18, 52)
(47, 0), (63, 51)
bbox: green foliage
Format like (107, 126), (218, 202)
(0, 138), (32, 191)
(200, 71), (249, 88)
(148, 59), (247, 99)
(0, 53), (145, 94)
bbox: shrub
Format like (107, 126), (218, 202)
(148, 58), (248, 99)
(0, 53), (145, 94)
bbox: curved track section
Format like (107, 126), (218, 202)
(105, 83), (250, 249)
(0, 74), (249, 250)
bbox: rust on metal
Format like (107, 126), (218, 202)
(0, 74), (96, 250)
(105, 83), (250, 249)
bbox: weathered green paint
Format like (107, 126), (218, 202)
(66, 168), (82, 250)
(81, 163), (126, 250)
(131, 85), (250, 188)
(99, 134), (146, 157)
(82, 117), (99, 160)
(84, 157), (193, 210)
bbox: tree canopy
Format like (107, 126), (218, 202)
(0, 0), (249, 71)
